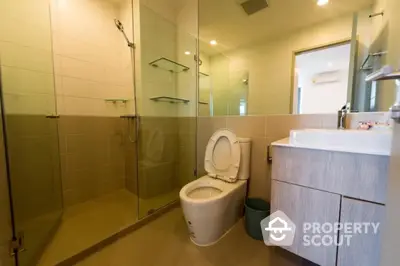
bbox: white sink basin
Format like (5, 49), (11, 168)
(274, 129), (392, 156)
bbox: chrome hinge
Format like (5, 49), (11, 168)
(9, 232), (25, 257)
(193, 168), (197, 177)
(45, 114), (60, 119)
(267, 145), (273, 163)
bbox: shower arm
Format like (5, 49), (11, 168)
(121, 30), (135, 49)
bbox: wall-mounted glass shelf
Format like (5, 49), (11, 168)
(105, 99), (129, 103)
(198, 101), (209, 105)
(150, 96), (190, 104)
(149, 57), (190, 73)
(200, 72), (210, 77)
(374, 71), (400, 81)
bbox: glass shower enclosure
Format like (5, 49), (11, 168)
(0, 0), (63, 265)
(0, 0), (199, 265)
(135, 0), (198, 218)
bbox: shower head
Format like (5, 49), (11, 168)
(114, 19), (124, 32)
(114, 19), (134, 48)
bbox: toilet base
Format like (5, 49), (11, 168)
(189, 220), (238, 247)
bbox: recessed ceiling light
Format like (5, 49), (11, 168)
(184, 51), (191, 55)
(317, 0), (329, 6)
(210, 40), (218, 46)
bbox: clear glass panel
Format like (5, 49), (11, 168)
(352, 9), (392, 113)
(136, 0), (198, 218)
(0, 0), (63, 265)
(35, 0), (138, 264)
(198, 41), (250, 116)
(0, 94), (15, 266)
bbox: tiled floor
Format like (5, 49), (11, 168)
(76, 207), (307, 266)
(38, 189), (138, 266)
(17, 210), (62, 266)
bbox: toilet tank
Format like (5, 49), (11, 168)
(237, 138), (251, 180)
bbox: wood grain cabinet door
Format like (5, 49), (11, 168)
(271, 180), (341, 266)
(338, 198), (385, 266)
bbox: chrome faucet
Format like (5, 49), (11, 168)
(337, 103), (350, 129)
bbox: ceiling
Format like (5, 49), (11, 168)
(199, 0), (374, 54)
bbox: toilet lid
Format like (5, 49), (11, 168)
(204, 129), (241, 183)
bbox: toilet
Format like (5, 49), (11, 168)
(180, 129), (251, 246)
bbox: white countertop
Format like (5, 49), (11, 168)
(272, 129), (392, 156)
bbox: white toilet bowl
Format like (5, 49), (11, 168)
(179, 129), (251, 246)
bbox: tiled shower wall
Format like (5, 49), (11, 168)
(197, 112), (391, 202)
(50, 0), (136, 206)
(58, 115), (196, 206)
(51, 0), (135, 117)
(137, 117), (179, 199)
(137, 117), (196, 199)
(5, 116), (63, 222)
(58, 116), (133, 206)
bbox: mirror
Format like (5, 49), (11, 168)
(198, 41), (249, 116)
(198, 0), (396, 116)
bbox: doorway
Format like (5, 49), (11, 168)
(292, 41), (352, 114)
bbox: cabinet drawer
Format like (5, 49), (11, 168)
(337, 198), (385, 266)
(271, 180), (341, 266)
(272, 146), (389, 204)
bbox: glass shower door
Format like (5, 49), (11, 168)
(0, 0), (63, 265)
(135, 0), (198, 218)
(0, 85), (15, 266)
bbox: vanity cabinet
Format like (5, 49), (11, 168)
(271, 180), (340, 266)
(337, 198), (385, 266)
(272, 146), (389, 204)
(271, 145), (389, 266)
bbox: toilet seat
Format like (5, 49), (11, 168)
(204, 129), (241, 183)
(179, 175), (246, 203)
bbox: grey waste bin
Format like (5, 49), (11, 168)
(244, 198), (270, 240)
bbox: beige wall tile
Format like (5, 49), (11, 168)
(4, 120), (63, 223)
(265, 115), (293, 142)
(51, 0), (135, 117)
(320, 114), (338, 129)
(290, 114), (323, 129)
(2, 93), (56, 115)
(59, 116), (128, 206)
(1, 66), (55, 95)
(0, 42), (53, 73)
(248, 137), (270, 202)
(226, 116), (265, 138)
(6, 115), (58, 137)
(0, 0), (52, 49)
